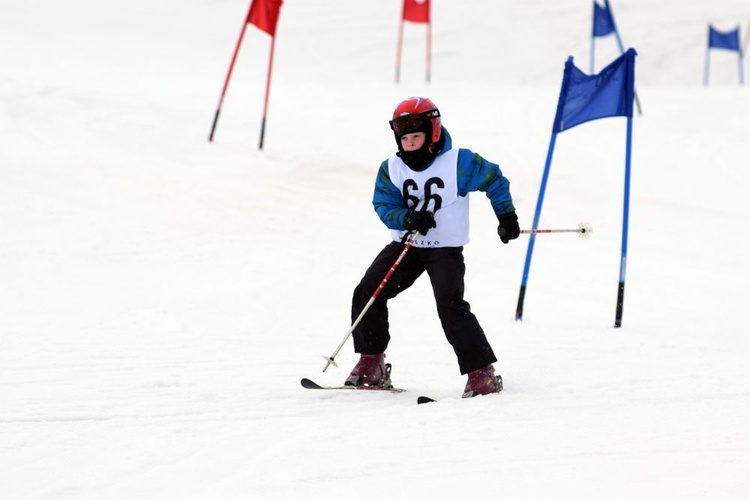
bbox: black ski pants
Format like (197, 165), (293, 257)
(351, 241), (497, 375)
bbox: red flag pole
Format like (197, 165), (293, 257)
(258, 33), (277, 150)
(209, 6), (253, 143)
(395, 19), (404, 83)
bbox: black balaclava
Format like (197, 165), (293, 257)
(395, 122), (444, 171)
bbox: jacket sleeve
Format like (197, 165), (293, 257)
(372, 160), (410, 230)
(456, 149), (516, 216)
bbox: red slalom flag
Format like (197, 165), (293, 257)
(247, 0), (283, 36)
(402, 0), (430, 23)
(209, 0), (283, 148)
(396, 0), (431, 83)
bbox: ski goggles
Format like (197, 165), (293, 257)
(389, 109), (440, 135)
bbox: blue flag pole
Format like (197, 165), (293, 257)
(516, 132), (558, 321)
(603, 0), (624, 52)
(704, 26), (711, 86)
(738, 49), (745, 85)
(602, 0), (627, 60)
(516, 53), (578, 322)
(603, 0), (641, 115)
(609, 15), (626, 54)
(614, 114), (633, 327)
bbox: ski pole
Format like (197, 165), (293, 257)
(322, 231), (420, 372)
(520, 221), (593, 239)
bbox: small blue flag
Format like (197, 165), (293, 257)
(593, 2), (615, 37)
(553, 48), (637, 133)
(708, 25), (741, 51)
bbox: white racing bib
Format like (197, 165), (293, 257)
(388, 149), (470, 248)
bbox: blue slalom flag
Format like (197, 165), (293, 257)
(704, 25), (744, 86)
(593, 2), (615, 37)
(708, 25), (740, 51)
(553, 48), (637, 133)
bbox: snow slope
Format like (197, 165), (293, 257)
(1, 0), (749, 498)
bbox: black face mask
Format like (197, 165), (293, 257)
(397, 133), (445, 171)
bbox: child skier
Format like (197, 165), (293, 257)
(345, 96), (520, 398)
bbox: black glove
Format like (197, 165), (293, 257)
(497, 212), (520, 244)
(404, 210), (436, 235)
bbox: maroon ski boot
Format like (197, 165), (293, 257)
(344, 353), (391, 388)
(462, 365), (503, 398)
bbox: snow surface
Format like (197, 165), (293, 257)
(2, 0), (750, 498)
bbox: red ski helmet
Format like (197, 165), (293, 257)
(389, 97), (442, 147)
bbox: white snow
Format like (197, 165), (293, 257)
(2, 0), (750, 498)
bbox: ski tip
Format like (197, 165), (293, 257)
(417, 396), (436, 404)
(300, 378), (323, 390)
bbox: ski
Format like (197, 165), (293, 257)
(300, 378), (406, 393)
